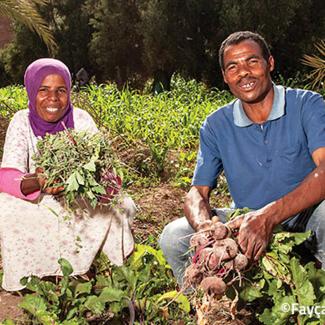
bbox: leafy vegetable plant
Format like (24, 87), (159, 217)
(189, 208), (325, 325)
(241, 229), (325, 325)
(18, 245), (191, 324)
(33, 129), (123, 209)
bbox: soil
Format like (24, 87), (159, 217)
(130, 183), (187, 241)
(0, 292), (24, 322)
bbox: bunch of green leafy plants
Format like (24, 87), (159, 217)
(17, 245), (192, 324)
(238, 228), (325, 325)
(213, 209), (325, 324)
(33, 129), (123, 209)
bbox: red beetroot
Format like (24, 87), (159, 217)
(212, 222), (229, 240)
(184, 264), (202, 286)
(213, 238), (238, 259)
(233, 253), (248, 270)
(200, 276), (227, 295)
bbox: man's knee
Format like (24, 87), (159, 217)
(306, 201), (325, 267)
(159, 220), (182, 253)
(159, 217), (194, 254)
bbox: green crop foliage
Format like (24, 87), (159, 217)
(0, 77), (323, 324)
(0, 85), (27, 118)
(17, 245), (192, 324)
(0, 75), (233, 184)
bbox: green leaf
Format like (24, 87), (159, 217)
(290, 257), (316, 306)
(61, 319), (82, 325)
(156, 290), (190, 312)
(66, 173), (79, 192)
(38, 281), (59, 304)
(266, 278), (285, 301)
(22, 276), (42, 292)
(261, 253), (291, 284)
(75, 171), (85, 185)
(35, 311), (59, 325)
(95, 274), (112, 288)
(130, 244), (168, 269)
(92, 185), (106, 194)
(110, 301), (127, 314)
(90, 198), (98, 209)
(98, 286), (126, 303)
(258, 295), (296, 325)
(114, 266), (138, 290)
(58, 258), (74, 276)
(83, 160), (96, 172)
(271, 231), (311, 255)
(65, 306), (79, 321)
(19, 294), (47, 315)
(305, 261), (325, 295)
(84, 296), (105, 315)
(75, 281), (92, 297)
(0, 320), (16, 325)
(240, 280), (264, 302)
(86, 190), (96, 200)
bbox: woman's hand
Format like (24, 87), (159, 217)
(35, 167), (64, 195)
(99, 171), (122, 204)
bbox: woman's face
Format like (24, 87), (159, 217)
(35, 74), (68, 122)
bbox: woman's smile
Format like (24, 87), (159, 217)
(35, 74), (68, 122)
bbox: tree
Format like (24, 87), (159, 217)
(0, 0), (56, 52)
(1, 0), (324, 88)
(86, 0), (144, 86)
(0, 23), (48, 83)
(0, 0), (92, 84)
(47, 0), (93, 77)
(138, 0), (220, 91)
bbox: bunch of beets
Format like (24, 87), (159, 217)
(183, 216), (248, 296)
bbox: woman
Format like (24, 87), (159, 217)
(0, 58), (135, 291)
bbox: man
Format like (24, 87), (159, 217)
(159, 31), (325, 286)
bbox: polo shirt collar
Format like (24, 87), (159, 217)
(233, 84), (285, 127)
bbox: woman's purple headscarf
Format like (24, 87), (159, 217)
(24, 58), (74, 137)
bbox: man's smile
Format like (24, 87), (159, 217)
(238, 78), (256, 91)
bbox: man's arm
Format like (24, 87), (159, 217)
(184, 185), (213, 231)
(227, 147), (325, 261)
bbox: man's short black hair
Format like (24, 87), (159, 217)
(219, 31), (271, 71)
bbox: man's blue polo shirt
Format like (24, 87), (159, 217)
(192, 85), (325, 209)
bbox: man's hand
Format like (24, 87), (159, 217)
(227, 206), (277, 261)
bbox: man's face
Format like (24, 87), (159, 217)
(35, 74), (68, 122)
(222, 40), (274, 104)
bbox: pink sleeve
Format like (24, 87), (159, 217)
(0, 167), (40, 201)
